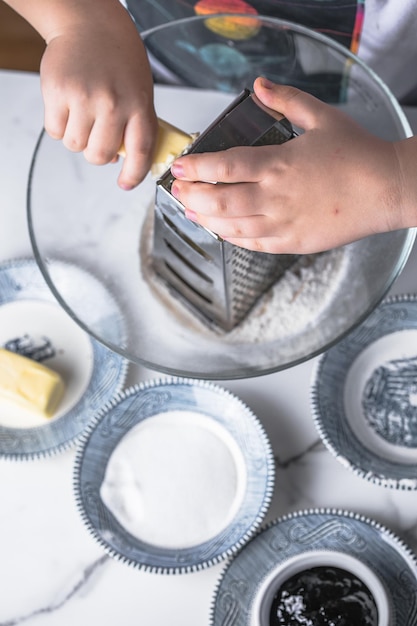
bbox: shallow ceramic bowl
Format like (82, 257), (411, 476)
(311, 294), (417, 489)
(210, 509), (417, 625)
(0, 258), (127, 459)
(73, 378), (275, 573)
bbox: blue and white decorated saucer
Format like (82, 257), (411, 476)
(210, 509), (417, 626)
(0, 258), (127, 459)
(73, 378), (275, 574)
(311, 294), (417, 489)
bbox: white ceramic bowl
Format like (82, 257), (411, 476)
(251, 550), (389, 626)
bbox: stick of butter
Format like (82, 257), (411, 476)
(0, 348), (65, 418)
(118, 118), (197, 177)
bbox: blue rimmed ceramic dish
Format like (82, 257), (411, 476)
(210, 508), (417, 626)
(0, 258), (127, 459)
(73, 378), (275, 574)
(311, 294), (417, 489)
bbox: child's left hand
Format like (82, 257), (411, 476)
(170, 77), (404, 254)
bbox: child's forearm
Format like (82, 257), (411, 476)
(3, 0), (131, 42)
(3, 0), (157, 189)
(393, 135), (417, 231)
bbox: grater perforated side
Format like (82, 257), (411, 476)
(152, 89), (299, 331)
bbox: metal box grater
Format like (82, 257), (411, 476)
(152, 89), (299, 331)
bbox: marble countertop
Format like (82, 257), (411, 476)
(1, 69), (417, 626)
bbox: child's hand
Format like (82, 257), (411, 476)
(170, 77), (405, 254)
(39, 5), (157, 190)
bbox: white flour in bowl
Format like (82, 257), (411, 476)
(100, 410), (247, 549)
(226, 249), (347, 343)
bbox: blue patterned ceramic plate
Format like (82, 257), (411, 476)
(210, 509), (417, 626)
(311, 295), (417, 489)
(0, 259), (127, 459)
(73, 378), (275, 574)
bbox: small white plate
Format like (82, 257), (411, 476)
(0, 259), (127, 459)
(311, 295), (417, 489)
(210, 509), (417, 626)
(73, 378), (275, 573)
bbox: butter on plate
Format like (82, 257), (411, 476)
(0, 348), (65, 418)
(118, 118), (197, 177)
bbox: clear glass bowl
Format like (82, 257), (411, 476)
(27, 15), (415, 379)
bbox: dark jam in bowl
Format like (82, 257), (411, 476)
(269, 565), (378, 626)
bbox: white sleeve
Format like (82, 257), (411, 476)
(360, 0), (417, 102)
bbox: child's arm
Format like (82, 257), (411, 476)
(4, 0), (157, 189)
(170, 77), (417, 254)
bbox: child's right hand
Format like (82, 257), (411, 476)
(39, 8), (157, 189)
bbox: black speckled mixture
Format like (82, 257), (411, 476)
(269, 566), (378, 626)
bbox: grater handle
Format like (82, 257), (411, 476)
(188, 88), (295, 154)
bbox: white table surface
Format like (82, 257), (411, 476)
(1, 69), (417, 626)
